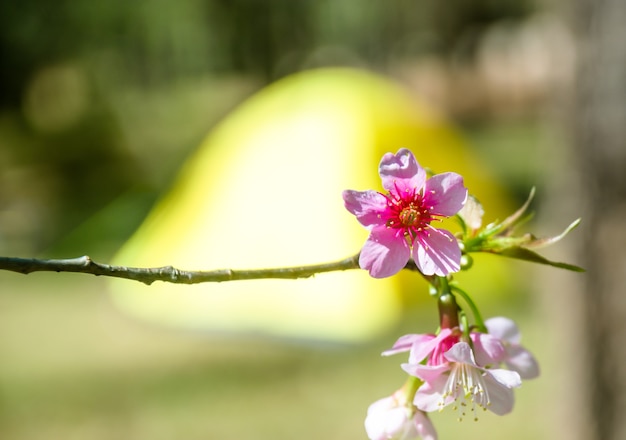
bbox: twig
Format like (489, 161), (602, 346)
(0, 254), (365, 286)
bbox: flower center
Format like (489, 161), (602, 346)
(441, 363), (490, 421)
(385, 189), (433, 234)
(399, 205), (422, 226)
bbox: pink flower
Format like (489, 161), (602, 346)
(365, 394), (437, 440)
(485, 317), (540, 379)
(383, 327), (504, 367)
(404, 342), (521, 419)
(382, 328), (460, 366)
(383, 328), (520, 419)
(343, 148), (467, 278)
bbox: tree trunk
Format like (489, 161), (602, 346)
(571, 0), (626, 438)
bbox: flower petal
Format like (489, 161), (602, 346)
(366, 396), (395, 417)
(414, 328), (455, 365)
(422, 172), (467, 216)
(382, 333), (434, 357)
(414, 411), (438, 440)
(485, 317), (522, 344)
(359, 226), (411, 278)
(471, 332), (506, 366)
(442, 341), (477, 365)
(413, 228), (461, 276)
(481, 372), (519, 415)
(402, 362), (450, 384)
(365, 396), (429, 440)
(487, 368), (522, 389)
(342, 189), (388, 229)
(505, 345), (540, 379)
(365, 397), (410, 440)
(379, 148), (426, 193)
(413, 373), (453, 412)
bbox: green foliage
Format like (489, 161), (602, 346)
(459, 189), (583, 272)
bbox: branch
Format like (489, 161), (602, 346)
(0, 254), (364, 285)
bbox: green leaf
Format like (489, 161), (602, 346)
(524, 218), (582, 249)
(498, 247), (585, 272)
(500, 187), (535, 229)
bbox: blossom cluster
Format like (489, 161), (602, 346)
(366, 317), (538, 439)
(342, 149), (579, 439)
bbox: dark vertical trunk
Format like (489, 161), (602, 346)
(571, 0), (626, 438)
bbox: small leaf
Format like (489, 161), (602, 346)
(498, 247), (585, 272)
(499, 187), (536, 232)
(474, 187), (536, 240)
(524, 218), (582, 249)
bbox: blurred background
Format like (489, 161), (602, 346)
(0, 0), (622, 439)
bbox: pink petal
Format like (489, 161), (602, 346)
(382, 409), (414, 438)
(410, 328), (454, 364)
(414, 411), (438, 440)
(342, 189), (388, 229)
(443, 341), (477, 365)
(471, 332), (506, 366)
(379, 149), (426, 193)
(413, 374), (453, 412)
(365, 396), (433, 440)
(382, 333), (434, 357)
(487, 368), (522, 389)
(485, 317), (522, 344)
(359, 226), (411, 278)
(505, 345), (540, 379)
(422, 172), (467, 217)
(365, 397), (408, 440)
(413, 228), (461, 276)
(481, 372), (519, 415)
(366, 396), (395, 415)
(402, 363), (450, 384)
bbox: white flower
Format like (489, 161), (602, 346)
(365, 394), (437, 440)
(404, 342), (522, 420)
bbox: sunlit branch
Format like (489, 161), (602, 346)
(0, 254), (383, 285)
(0, 252), (436, 286)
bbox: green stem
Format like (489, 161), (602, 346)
(400, 375), (422, 404)
(450, 284), (486, 332)
(459, 310), (470, 340)
(434, 276), (461, 329)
